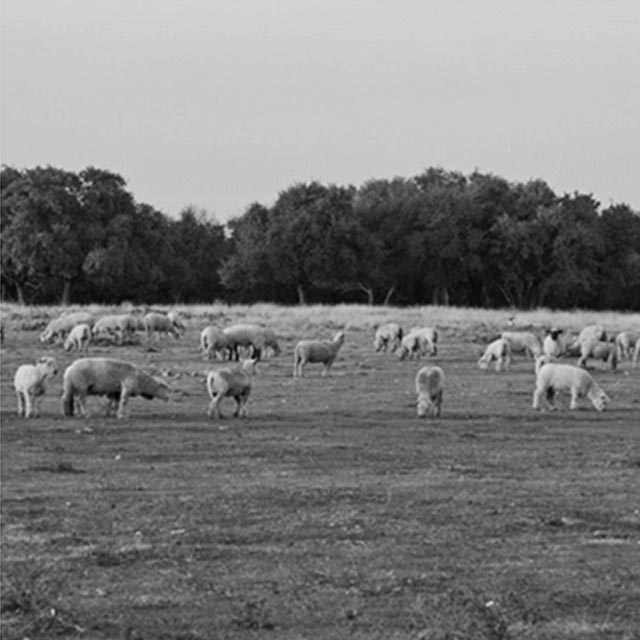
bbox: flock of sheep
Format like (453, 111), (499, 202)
(10, 310), (640, 421)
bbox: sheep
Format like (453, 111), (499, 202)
(542, 328), (564, 358)
(578, 340), (618, 370)
(200, 326), (230, 360)
(167, 311), (187, 335)
(143, 312), (181, 341)
(293, 331), (345, 377)
(374, 323), (403, 352)
(64, 323), (92, 352)
(398, 327), (437, 360)
(92, 314), (138, 345)
(62, 358), (170, 419)
(477, 338), (512, 372)
(415, 366), (444, 418)
(500, 331), (542, 359)
(578, 324), (607, 345)
(206, 358), (257, 418)
(532, 362), (609, 412)
(14, 357), (58, 418)
(615, 330), (639, 361)
(223, 324), (280, 361)
(39, 312), (95, 344)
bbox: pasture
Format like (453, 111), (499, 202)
(1, 303), (639, 640)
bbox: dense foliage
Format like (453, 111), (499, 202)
(2, 165), (639, 309)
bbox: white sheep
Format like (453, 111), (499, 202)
(415, 366), (444, 418)
(167, 311), (187, 335)
(62, 358), (170, 419)
(64, 323), (92, 352)
(14, 357), (58, 418)
(206, 358), (257, 418)
(578, 324), (607, 345)
(578, 340), (618, 370)
(200, 326), (230, 360)
(223, 324), (280, 361)
(542, 328), (564, 358)
(143, 312), (181, 341)
(374, 323), (403, 352)
(398, 327), (437, 360)
(293, 331), (345, 377)
(615, 330), (639, 361)
(40, 312), (95, 344)
(532, 362), (609, 412)
(478, 338), (512, 372)
(92, 314), (138, 345)
(500, 331), (542, 359)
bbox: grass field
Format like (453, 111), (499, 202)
(1, 304), (639, 639)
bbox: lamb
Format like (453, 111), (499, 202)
(374, 323), (403, 352)
(532, 362), (609, 412)
(293, 331), (345, 377)
(223, 324), (280, 361)
(206, 358), (257, 418)
(62, 358), (170, 419)
(64, 323), (92, 352)
(14, 357), (58, 418)
(615, 330), (639, 361)
(398, 327), (437, 360)
(92, 314), (138, 345)
(578, 340), (618, 370)
(40, 312), (95, 344)
(167, 311), (187, 335)
(542, 328), (564, 358)
(415, 366), (444, 418)
(478, 338), (512, 372)
(500, 331), (542, 359)
(200, 326), (230, 360)
(143, 312), (181, 341)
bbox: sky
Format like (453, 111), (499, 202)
(2, 0), (639, 223)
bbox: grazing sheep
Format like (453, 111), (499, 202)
(200, 326), (230, 360)
(206, 358), (257, 418)
(92, 314), (138, 345)
(223, 324), (279, 361)
(501, 331), (542, 359)
(415, 366), (444, 418)
(578, 324), (607, 345)
(14, 357), (58, 418)
(578, 340), (618, 370)
(62, 358), (170, 419)
(532, 362), (609, 412)
(293, 331), (345, 377)
(40, 312), (95, 344)
(374, 323), (403, 352)
(143, 312), (181, 341)
(615, 330), (639, 361)
(167, 311), (187, 335)
(478, 338), (512, 372)
(398, 327), (437, 360)
(64, 323), (92, 352)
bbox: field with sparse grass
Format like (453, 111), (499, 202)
(1, 303), (639, 640)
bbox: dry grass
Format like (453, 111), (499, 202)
(1, 304), (639, 639)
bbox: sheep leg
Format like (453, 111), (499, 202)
(23, 391), (35, 418)
(16, 390), (25, 417)
(569, 390), (579, 411)
(117, 384), (130, 419)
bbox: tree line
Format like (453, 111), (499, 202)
(2, 165), (639, 310)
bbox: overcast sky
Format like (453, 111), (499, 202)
(2, 0), (639, 222)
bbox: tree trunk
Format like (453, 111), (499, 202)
(357, 283), (375, 305)
(16, 283), (26, 305)
(383, 286), (395, 306)
(297, 284), (306, 305)
(61, 280), (72, 306)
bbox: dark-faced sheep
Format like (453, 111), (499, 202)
(206, 359), (257, 418)
(533, 362), (609, 412)
(293, 332), (345, 377)
(62, 358), (170, 419)
(415, 366), (444, 418)
(14, 357), (58, 418)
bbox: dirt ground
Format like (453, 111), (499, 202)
(1, 314), (639, 639)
